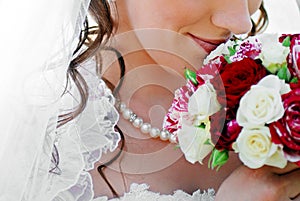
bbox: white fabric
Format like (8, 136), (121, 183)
(0, 0), (91, 200)
(23, 56), (120, 201)
(61, 58), (214, 201)
(94, 183), (215, 201)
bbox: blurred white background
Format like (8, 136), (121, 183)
(263, 0), (300, 33)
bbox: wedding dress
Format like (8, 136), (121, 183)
(58, 58), (216, 201)
(94, 183), (215, 201)
(0, 0), (215, 199)
(1, 0), (298, 200)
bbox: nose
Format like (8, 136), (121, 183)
(211, 1), (252, 35)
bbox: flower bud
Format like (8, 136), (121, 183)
(209, 149), (229, 171)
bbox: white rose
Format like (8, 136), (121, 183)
(258, 34), (289, 73)
(188, 82), (221, 122)
(232, 127), (287, 169)
(258, 74), (291, 95)
(236, 85), (284, 127)
(177, 122), (213, 164)
(203, 40), (236, 64)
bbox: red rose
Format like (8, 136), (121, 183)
(210, 109), (241, 151)
(290, 82), (300, 90)
(270, 89), (300, 164)
(211, 58), (267, 118)
(211, 112), (242, 151)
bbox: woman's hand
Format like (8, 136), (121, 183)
(215, 163), (300, 201)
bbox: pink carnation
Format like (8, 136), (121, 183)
(279, 34), (300, 79)
(163, 84), (193, 136)
(230, 39), (262, 62)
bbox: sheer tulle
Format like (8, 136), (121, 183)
(0, 0), (92, 200)
(52, 59), (121, 201)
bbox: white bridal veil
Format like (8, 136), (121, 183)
(0, 0), (91, 200)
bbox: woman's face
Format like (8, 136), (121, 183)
(119, 0), (261, 48)
(114, 0), (263, 71)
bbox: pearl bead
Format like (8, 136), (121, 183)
(169, 134), (177, 144)
(133, 117), (143, 128)
(117, 101), (176, 143)
(140, 123), (151, 134)
(119, 102), (127, 113)
(122, 108), (132, 120)
(129, 113), (137, 122)
(160, 130), (170, 141)
(150, 127), (160, 138)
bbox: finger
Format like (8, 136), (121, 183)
(269, 163), (300, 175)
(291, 194), (300, 201)
(280, 169), (300, 199)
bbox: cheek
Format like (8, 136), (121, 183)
(126, 1), (199, 30)
(126, 11), (163, 29)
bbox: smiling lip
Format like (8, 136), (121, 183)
(187, 33), (226, 53)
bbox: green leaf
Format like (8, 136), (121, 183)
(204, 139), (212, 145)
(277, 64), (291, 82)
(224, 55), (232, 64)
(228, 46), (236, 56)
(197, 122), (206, 129)
(265, 63), (281, 74)
(208, 149), (229, 171)
(174, 145), (180, 150)
(282, 36), (291, 47)
(290, 77), (299, 84)
(184, 68), (198, 85)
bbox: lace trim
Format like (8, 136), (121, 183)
(93, 183), (215, 201)
(50, 59), (121, 201)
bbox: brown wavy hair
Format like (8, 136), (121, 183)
(249, 2), (269, 36)
(58, 0), (115, 127)
(62, 0), (269, 197)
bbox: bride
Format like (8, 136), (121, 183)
(87, 0), (300, 200)
(1, 0), (300, 200)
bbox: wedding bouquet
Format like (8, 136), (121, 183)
(163, 33), (300, 170)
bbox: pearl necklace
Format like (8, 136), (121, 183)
(115, 100), (177, 143)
